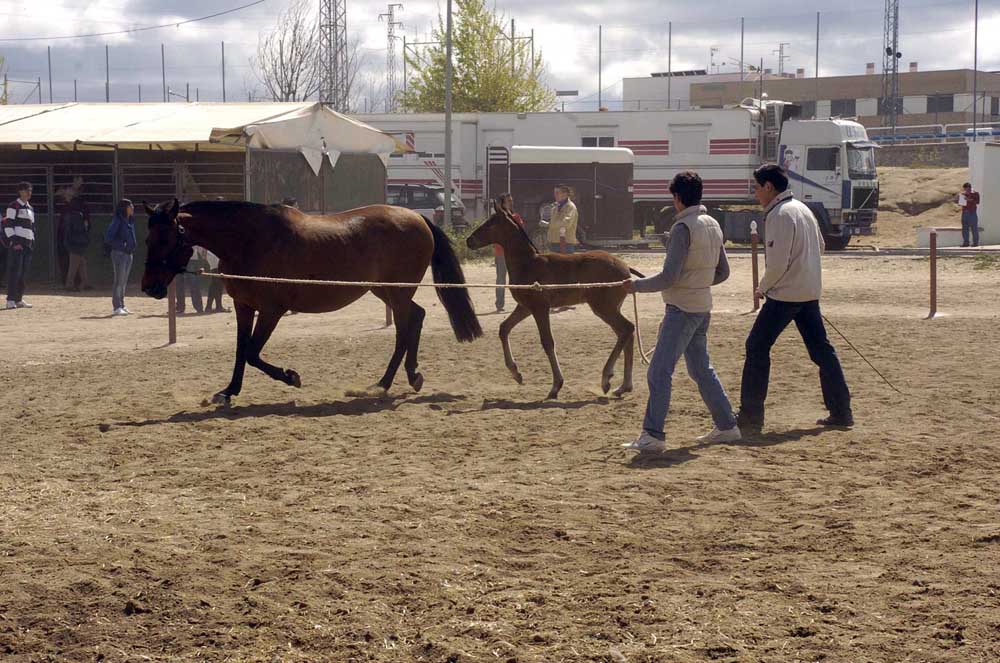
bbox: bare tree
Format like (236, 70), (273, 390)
(251, 0), (321, 102)
(251, 0), (367, 105)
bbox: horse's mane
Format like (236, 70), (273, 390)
(513, 219), (539, 255)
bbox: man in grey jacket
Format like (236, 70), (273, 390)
(623, 171), (741, 453)
(737, 164), (852, 434)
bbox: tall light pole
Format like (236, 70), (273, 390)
(973, 0), (979, 139)
(444, 0), (453, 229)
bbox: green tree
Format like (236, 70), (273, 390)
(402, 0), (554, 113)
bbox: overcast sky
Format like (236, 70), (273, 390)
(0, 0), (996, 109)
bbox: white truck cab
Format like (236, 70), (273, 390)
(777, 118), (879, 249)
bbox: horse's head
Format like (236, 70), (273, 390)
(467, 201), (527, 251)
(141, 199), (193, 300)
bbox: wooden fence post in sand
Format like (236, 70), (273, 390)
(927, 229), (937, 319)
(168, 281), (177, 344)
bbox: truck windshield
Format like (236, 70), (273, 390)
(847, 145), (876, 178)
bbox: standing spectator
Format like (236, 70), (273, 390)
(105, 198), (137, 316)
(546, 185), (579, 254)
(3, 181), (36, 310)
(736, 165), (853, 434)
(493, 192), (525, 312)
(623, 172), (740, 453)
(62, 187), (93, 291)
(204, 249), (227, 313)
(959, 182), (981, 248)
(175, 248), (206, 315)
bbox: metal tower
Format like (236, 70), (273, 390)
(881, 0), (901, 137)
(379, 4), (403, 112)
(319, 0), (348, 111)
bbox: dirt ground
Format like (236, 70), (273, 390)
(859, 167), (970, 247)
(1, 255), (999, 663)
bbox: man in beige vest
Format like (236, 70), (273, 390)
(623, 171), (741, 453)
(546, 185), (579, 253)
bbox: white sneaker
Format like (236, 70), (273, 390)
(697, 426), (743, 443)
(122, 307), (132, 314)
(621, 431), (667, 453)
(112, 308), (126, 316)
(15, 300), (31, 308)
(5, 300), (15, 310)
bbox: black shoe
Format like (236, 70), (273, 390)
(735, 410), (763, 435)
(962, 243), (970, 248)
(817, 413), (854, 428)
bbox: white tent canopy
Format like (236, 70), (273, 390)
(0, 102), (397, 174)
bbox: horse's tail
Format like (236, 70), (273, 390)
(425, 219), (483, 343)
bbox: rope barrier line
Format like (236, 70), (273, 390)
(199, 271), (630, 291)
(199, 269), (659, 366)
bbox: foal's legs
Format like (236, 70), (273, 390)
(531, 308), (565, 399)
(499, 304), (532, 384)
(591, 303), (636, 397)
(245, 307), (301, 388)
(213, 302), (255, 405)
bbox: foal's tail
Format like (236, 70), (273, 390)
(425, 220), (483, 343)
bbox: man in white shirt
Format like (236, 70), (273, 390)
(736, 165), (852, 434)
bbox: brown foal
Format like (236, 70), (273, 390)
(467, 205), (640, 399)
(141, 199), (482, 405)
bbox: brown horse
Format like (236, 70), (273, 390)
(467, 205), (640, 399)
(141, 199), (482, 405)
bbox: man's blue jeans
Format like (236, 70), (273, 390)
(962, 210), (980, 246)
(643, 305), (737, 441)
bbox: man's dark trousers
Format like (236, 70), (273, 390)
(740, 297), (851, 423)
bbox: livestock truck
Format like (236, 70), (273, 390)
(360, 97), (878, 249)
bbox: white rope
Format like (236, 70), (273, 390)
(198, 269), (658, 365)
(199, 270), (630, 291)
(633, 292), (655, 366)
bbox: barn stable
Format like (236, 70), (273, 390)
(0, 102), (397, 284)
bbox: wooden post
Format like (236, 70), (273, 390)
(168, 281), (177, 344)
(385, 303), (393, 328)
(750, 220), (760, 311)
(928, 229), (937, 319)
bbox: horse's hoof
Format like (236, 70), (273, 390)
(286, 369), (302, 388)
(613, 385), (633, 398)
(601, 377), (612, 394)
(509, 368), (524, 385)
(409, 372), (425, 393)
(211, 392), (232, 407)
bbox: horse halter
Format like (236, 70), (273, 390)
(145, 221), (193, 275)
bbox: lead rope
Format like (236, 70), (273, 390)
(632, 292), (655, 366)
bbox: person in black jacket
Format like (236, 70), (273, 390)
(62, 191), (92, 290)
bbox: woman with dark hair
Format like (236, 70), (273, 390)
(104, 198), (136, 316)
(493, 193), (525, 312)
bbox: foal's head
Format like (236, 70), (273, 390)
(141, 199), (194, 300)
(467, 202), (536, 253)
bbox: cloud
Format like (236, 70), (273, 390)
(0, 0), (994, 106)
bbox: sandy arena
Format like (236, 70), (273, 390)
(1, 254), (999, 662)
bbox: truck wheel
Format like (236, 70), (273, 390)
(824, 234), (851, 251)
